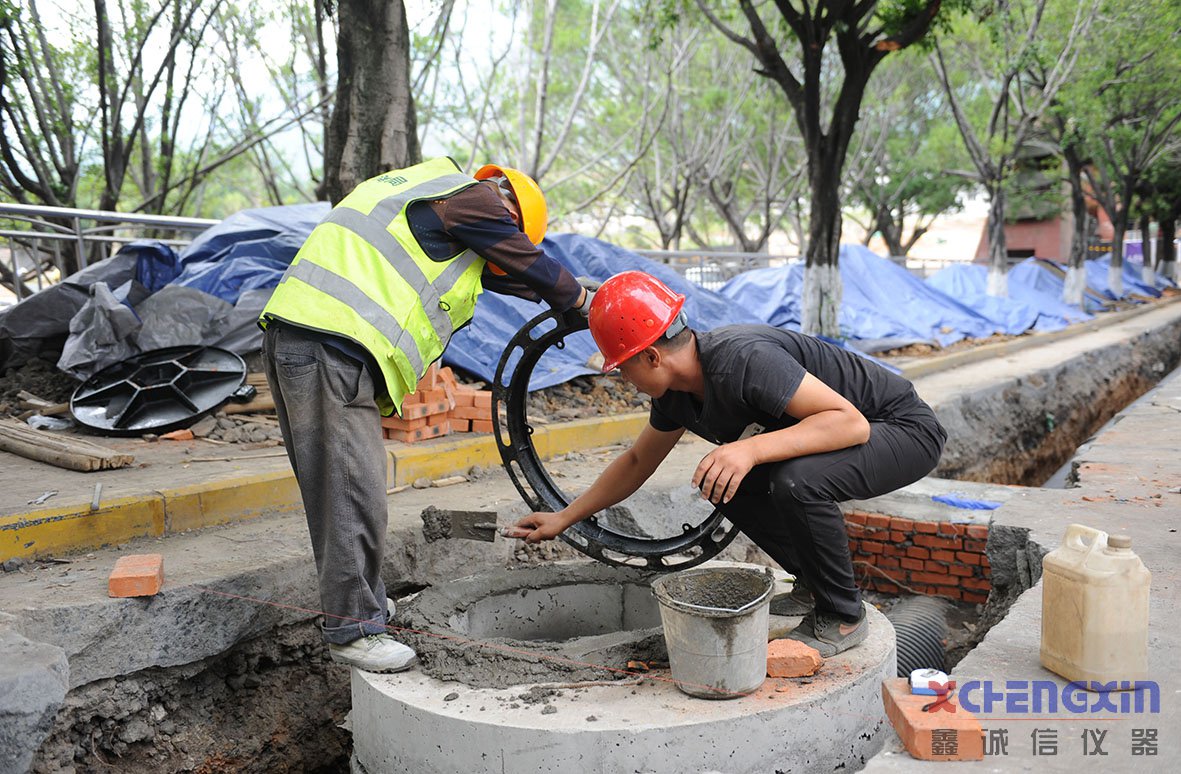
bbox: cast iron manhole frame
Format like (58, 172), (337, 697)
(492, 308), (738, 570)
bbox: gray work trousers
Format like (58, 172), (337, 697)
(262, 324), (389, 644)
(719, 402), (946, 622)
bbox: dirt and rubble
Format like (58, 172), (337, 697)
(31, 623), (350, 774)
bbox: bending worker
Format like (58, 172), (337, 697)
(260, 157), (594, 673)
(510, 271), (946, 656)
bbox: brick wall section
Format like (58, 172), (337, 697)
(845, 511), (991, 604)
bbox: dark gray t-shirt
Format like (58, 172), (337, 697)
(649, 325), (924, 444)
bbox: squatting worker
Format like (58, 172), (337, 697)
(259, 157), (595, 673)
(508, 271), (946, 656)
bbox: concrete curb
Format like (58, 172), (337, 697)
(3, 296), (1176, 560)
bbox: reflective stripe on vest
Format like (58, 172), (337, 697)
(281, 260), (424, 374)
(323, 198), (475, 347)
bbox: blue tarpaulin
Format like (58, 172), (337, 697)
(1006, 258), (1107, 315)
(449, 233), (764, 390)
(1085, 253), (1163, 299)
(720, 245), (1008, 350)
(926, 263), (1070, 332)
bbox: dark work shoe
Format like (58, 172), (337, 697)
(769, 584), (815, 617)
(785, 607), (868, 658)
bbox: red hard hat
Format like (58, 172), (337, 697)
(588, 271), (686, 372)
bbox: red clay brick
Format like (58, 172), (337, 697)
(963, 591), (989, 604)
(980, 555), (991, 568)
(981, 565), (991, 578)
(914, 534), (962, 550)
(923, 560), (950, 573)
(767, 639), (823, 678)
(881, 678), (984, 760)
(451, 419), (472, 432)
(451, 405), (492, 421)
(910, 571), (955, 586)
(472, 390), (493, 408)
(381, 415), (429, 431)
(471, 418), (494, 433)
(846, 523), (868, 539)
(861, 541), (885, 554)
(420, 387), (448, 404)
(906, 546), (929, 559)
(889, 530), (907, 542)
(451, 390), (475, 408)
(108, 554), (164, 598)
(874, 581), (901, 594)
(965, 524), (990, 539)
(865, 514), (892, 529)
(913, 520), (939, 534)
(401, 399), (450, 420)
(930, 549), (955, 562)
(890, 517), (915, 532)
(876, 557), (901, 570)
(937, 522), (964, 536)
(385, 420), (450, 443)
(963, 539), (987, 552)
(962, 577), (991, 590)
(949, 564), (975, 577)
(901, 558), (925, 571)
(883, 545), (907, 557)
(933, 587), (962, 600)
(955, 551), (982, 565)
(845, 512), (868, 525)
(877, 567), (908, 582)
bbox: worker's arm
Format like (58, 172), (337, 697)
(437, 183), (583, 310)
(694, 372), (870, 505)
(508, 423), (687, 543)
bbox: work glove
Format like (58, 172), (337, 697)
(574, 276), (601, 318)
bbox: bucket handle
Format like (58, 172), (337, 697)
(1062, 523), (1107, 554)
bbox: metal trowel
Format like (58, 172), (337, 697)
(420, 505), (506, 542)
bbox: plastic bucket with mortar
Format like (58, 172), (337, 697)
(652, 566), (775, 699)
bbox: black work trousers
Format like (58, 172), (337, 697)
(718, 403), (946, 621)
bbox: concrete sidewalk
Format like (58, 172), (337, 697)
(865, 365), (1181, 772)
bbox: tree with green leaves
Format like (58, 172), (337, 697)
(931, 0), (1098, 297)
(1059, 0), (1181, 297)
(692, 0), (955, 336)
(842, 49), (972, 257)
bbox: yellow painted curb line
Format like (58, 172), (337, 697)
(388, 413), (649, 487)
(164, 471), (303, 533)
(1, 493), (166, 560)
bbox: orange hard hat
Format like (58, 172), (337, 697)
(588, 271), (686, 372)
(474, 164), (548, 245)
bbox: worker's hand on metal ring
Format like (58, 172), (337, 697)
(508, 512), (566, 543)
(575, 276), (603, 292)
(692, 442), (757, 505)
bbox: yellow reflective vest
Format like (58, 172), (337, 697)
(260, 157), (486, 415)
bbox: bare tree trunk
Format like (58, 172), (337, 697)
(1138, 213), (1155, 286)
(1063, 147), (1088, 306)
(319, 0), (420, 204)
(1109, 220), (1126, 297)
(802, 148), (844, 334)
(986, 186), (1009, 296)
(1160, 216), (1176, 281)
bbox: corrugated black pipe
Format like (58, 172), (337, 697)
(885, 596), (948, 677)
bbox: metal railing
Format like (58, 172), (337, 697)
(0, 202), (217, 303)
(635, 249), (793, 290)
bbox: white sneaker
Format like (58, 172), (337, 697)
(329, 634), (418, 673)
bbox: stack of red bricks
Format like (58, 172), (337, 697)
(380, 364), (496, 442)
(380, 364), (453, 442)
(442, 365), (494, 434)
(845, 511), (991, 604)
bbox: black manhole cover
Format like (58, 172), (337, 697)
(71, 345), (248, 435)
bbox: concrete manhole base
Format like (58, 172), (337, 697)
(352, 560), (896, 773)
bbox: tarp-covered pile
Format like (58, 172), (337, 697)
(1, 202), (1175, 390)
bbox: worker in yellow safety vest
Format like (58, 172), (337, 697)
(259, 157), (594, 673)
